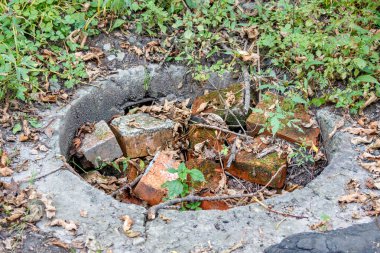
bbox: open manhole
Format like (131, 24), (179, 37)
(62, 66), (327, 212)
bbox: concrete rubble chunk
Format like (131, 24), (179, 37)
(79, 120), (123, 167)
(246, 92), (320, 147)
(133, 151), (180, 205)
(226, 150), (287, 189)
(110, 113), (175, 158)
(191, 83), (249, 126)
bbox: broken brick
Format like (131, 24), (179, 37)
(191, 83), (249, 126)
(133, 151), (180, 205)
(200, 192), (229, 210)
(246, 92), (320, 147)
(186, 159), (225, 192)
(110, 113), (175, 158)
(226, 150), (287, 189)
(79, 120), (123, 167)
(188, 125), (226, 152)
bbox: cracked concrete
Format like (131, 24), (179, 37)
(1, 64), (378, 252)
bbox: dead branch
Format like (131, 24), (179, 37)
(242, 64), (251, 115)
(256, 146), (277, 159)
(148, 165), (286, 219)
(194, 123), (253, 140)
(226, 138), (238, 168)
(111, 174), (143, 197)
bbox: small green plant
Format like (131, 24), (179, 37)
(162, 162), (205, 210)
(289, 143), (315, 167)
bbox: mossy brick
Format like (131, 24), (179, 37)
(133, 151), (180, 205)
(246, 92), (320, 147)
(226, 151), (287, 189)
(110, 113), (175, 158)
(191, 83), (249, 126)
(188, 125), (236, 153)
(186, 159), (225, 192)
(79, 120), (123, 167)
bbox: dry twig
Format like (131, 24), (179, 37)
(148, 165), (287, 219)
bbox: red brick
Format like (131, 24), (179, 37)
(246, 92), (320, 147)
(110, 113), (175, 158)
(188, 125), (232, 153)
(226, 150), (287, 189)
(191, 83), (248, 125)
(186, 159), (225, 192)
(133, 151), (180, 205)
(200, 192), (229, 210)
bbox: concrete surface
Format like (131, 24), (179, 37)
(1, 64), (377, 253)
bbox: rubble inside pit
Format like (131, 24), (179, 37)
(69, 84), (327, 210)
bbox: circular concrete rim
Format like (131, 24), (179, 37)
(6, 64), (375, 253)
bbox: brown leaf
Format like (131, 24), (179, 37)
(40, 195), (56, 219)
(50, 219), (78, 233)
(19, 134), (29, 142)
(359, 161), (380, 174)
(360, 93), (378, 114)
(351, 136), (373, 145)
(195, 102), (208, 114)
(328, 119), (345, 139)
(368, 138), (380, 150)
(39, 93), (58, 103)
(0, 167), (13, 177)
(80, 210), (88, 218)
(48, 239), (70, 249)
(342, 127), (377, 136)
(122, 215), (133, 232)
(338, 193), (368, 203)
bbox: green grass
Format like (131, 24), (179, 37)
(0, 0), (379, 114)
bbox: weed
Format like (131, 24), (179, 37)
(162, 162), (205, 210)
(289, 143), (315, 167)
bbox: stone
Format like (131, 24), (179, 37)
(226, 150), (287, 189)
(110, 113), (175, 158)
(116, 51), (125, 61)
(246, 92), (320, 147)
(191, 83), (249, 126)
(107, 55), (116, 61)
(133, 151), (180, 205)
(103, 43), (111, 51)
(200, 192), (229, 210)
(186, 159), (225, 192)
(79, 120), (123, 167)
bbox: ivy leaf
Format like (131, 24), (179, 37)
(188, 169), (205, 182)
(177, 162), (188, 181)
(353, 58), (367, 69)
(291, 94), (308, 105)
(12, 123), (22, 134)
(162, 180), (183, 199)
(305, 60), (324, 69)
(167, 168), (177, 174)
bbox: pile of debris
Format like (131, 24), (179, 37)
(70, 83), (324, 210)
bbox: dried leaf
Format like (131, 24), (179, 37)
(122, 215), (133, 232)
(359, 161), (380, 174)
(48, 239), (70, 249)
(195, 102), (208, 114)
(125, 230), (141, 238)
(328, 119), (345, 139)
(342, 127), (377, 136)
(50, 219), (78, 233)
(351, 136), (374, 145)
(40, 195), (56, 219)
(0, 167), (13, 177)
(338, 193), (368, 203)
(368, 138), (380, 150)
(80, 210), (88, 218)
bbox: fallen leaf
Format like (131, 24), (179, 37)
(80, 210), (88, 218)
(342, 127), (377, 136)
(48, 239), (70, 249)
(122, 215), (133, 232)
(359, 161), (380, 174)
(368, 138), (380, 150)
(338, 193), (368, 204)
(0, 167), (13, 177)
(195, 102), (208, 114)
(359, 93), (378, 114)
(19, 134), (29, 142)
(351, 136), (374, 145)
(125, 230), (141, 238)
(50, 219), (78, 233)
(40, 195), (56, 219)
(328, 119), (345, 139)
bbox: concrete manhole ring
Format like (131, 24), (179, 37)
(10, 64), (375, 252)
